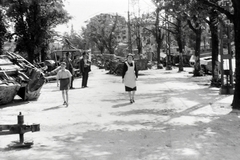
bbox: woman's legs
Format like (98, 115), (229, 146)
(128, 92), (132, 102)
(85, 72), (89, 87)
(132, 91), (135, 102)
(65, 90), (69, 106)
(81, 72), (85, 87)
(66, 90), (68, 103)
(82, 71), (88, 87)
(128, 91), (136, 103)
(126, 87), (136, 103)
(62, 90), (66, 104)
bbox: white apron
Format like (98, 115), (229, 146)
(124, 61), (136, 88)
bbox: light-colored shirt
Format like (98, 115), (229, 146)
(56, 69), (72, 79)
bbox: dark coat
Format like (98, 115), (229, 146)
(79, 58), (91, 73)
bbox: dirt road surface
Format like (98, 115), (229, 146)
(0, 66), (238, 160)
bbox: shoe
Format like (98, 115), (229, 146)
(130, 99), (133, 103)
(132, 99), (135, 103)
(70, 87), (75, 89)
(66, 102), (68, 107)
(63, 101), (67, 105)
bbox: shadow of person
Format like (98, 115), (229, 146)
(112, 102), (132, 108)
(42, 105), (65, 111)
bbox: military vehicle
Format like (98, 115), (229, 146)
(0, 52), (45, 105)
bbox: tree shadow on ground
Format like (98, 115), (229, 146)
(1, 111), (237, 160)
(113, 108), (175, 116)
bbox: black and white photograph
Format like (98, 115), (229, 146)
(0, 0), (240, 159)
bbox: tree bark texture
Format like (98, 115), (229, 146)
(232, 0), (240, 109)
(193, 28), (202, 76)
(176, 19), (184, 72)
(155, 8), (162, 69)
(187, 19), (202, 76)
(209, 9), (220, 86)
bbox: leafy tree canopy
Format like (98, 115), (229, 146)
(84, 13), (127, 54)
(5, 0), (71, 62)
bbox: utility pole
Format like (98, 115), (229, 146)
(128, 0), (132, 54)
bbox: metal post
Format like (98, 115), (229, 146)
(0, 112), (40, 148)
(18, 112), (24, 143)
(220, 1), (233, 94)
(227, 22), (233, 86)
(220, 23), (224, 88)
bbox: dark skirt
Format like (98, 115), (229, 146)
(60, 78), (70, 90)
(125, 86), (137, 92)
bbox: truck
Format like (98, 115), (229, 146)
(0, 52), (45, 105)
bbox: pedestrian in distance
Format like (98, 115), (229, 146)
(79, 52), (91, 88)
(56, 62), (72, 107)
(64, 52), (75, 89)
(122, 53), (138, 103)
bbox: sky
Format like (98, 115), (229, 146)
(54, 0), (155, 34)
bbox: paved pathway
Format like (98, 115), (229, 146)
(0, 66), (236, 160)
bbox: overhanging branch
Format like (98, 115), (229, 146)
(198, 0), (234, 22)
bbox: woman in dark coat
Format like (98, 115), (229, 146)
(79, 52), (91, 88)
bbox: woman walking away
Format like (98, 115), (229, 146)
(122, 53), (138, 103)
(57, 62), (72, 107)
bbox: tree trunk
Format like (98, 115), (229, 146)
(106, 40), (114, 54)
(155, 8), (162, 69)
(176, 19), (184, 72)
(193, 28), (202, 76)
(157, 36), (161, 69)
(136, 23), (142, 55)
(177, 36), (184, 72)
(108, 48), (114, 54)
(136, 36), (142, 55)
(27, 47), (34, 63)
(231, 1), (240, 109)
(209, 10), (220, 87)
(187, 19), (202, 76)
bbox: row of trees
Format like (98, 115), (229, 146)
(78, 0), (239, 109)
(158, 0), (240, 109)
(156, 0), (240, 109)
(79, 0), (226, 76)
(80, 9), (195, 68)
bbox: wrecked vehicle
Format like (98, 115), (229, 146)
(0, 52), (45, 105)
(43, 49), (84, 81)
(106, 54), (149, 76)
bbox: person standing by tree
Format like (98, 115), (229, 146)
(64, 52), (74, 89)
(80, 52), (91, 88)
(122, 53), (138, 103)
(56, 62), (72, 107)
